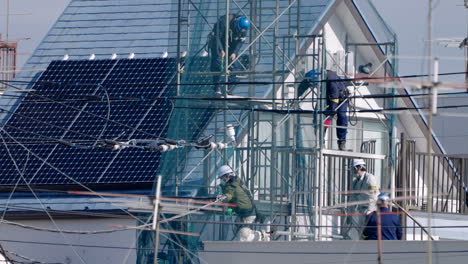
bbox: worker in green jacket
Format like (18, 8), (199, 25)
(216, 165), (268, 241)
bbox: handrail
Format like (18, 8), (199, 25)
(392, 202), (435, 241)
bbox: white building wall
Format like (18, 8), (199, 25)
(0, 217), (137, 264)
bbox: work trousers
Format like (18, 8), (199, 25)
(239, 215), (264, 242)
(210, 48), (240, 92)
(325, 99), (348, 142)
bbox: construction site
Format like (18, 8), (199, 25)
(0, 0), (467, 264)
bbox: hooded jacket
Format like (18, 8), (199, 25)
(326, 70), (347, 101)
(221, 177), (254, 216)
(209, 14), (247, 56)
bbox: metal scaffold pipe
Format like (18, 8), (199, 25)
(153, 175), (162, 264)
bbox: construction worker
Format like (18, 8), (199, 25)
(208, 14), (250, 95)
(216, 165), (267, 241)
(345, 159), (378, 240)
(362, 193), (403, 240)
(324, 70), (349, 150)
(297, 69), (320, 99)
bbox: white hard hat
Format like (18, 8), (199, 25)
(353, 159), (366, 167)
(217, 165), (233, 178)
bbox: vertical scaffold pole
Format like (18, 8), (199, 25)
(153, 175), (162, 264)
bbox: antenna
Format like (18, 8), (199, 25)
(6, 0), (9, 41)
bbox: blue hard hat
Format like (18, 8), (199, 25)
(235, 16), (251, 32)
(305, 69), (320, 82)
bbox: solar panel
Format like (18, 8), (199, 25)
(0, 58), (177, 187)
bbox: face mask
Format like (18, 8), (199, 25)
(354, 167), (361, 177)
(221, 174), (230, 184)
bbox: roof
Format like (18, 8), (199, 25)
(1, 0), (404, 193)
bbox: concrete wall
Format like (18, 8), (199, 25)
(0, 217), (138, 264)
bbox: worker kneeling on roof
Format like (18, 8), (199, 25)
(216, 165), (268, 242)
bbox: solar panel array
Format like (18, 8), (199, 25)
(0, 58), (177, 187)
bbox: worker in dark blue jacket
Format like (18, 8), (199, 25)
(208, 14), (250, 95)
(324, 70), (349, 150)
(362, 193), (403, 240)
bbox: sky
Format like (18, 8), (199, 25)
(1, 0), (467, 153)
(0, 0), (70, 67)
(372, 0), (466, 83)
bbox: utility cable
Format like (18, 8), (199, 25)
(0, 239), (152, 251)
(0, 204), (140, 219)
(0, 80), (223, 147)
(158, 214), (201, 264)
(0, 129), (146, 225)
(0, 133), (34, 223)
(2, 89), (468, 104)
(0, 129), (87, 264)
(0, 81), (175, 142)
(159, 198), (224, 224)
(92, 84), (111, 148)
(160, 232), (208, 264)
(0, 70), (466, 88)
(4, 248), (62, 264)
(0, 219), (128, 235)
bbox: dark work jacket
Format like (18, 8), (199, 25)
(363, 207), (403, 240)
(220, 177), (254, 217)
(297, 79), (315, 98)
(209, 14), (247, 56)
(326, 70), (347, 100)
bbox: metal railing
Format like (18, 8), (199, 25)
(396, 135), (468, 215)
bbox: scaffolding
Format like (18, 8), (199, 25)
(0, 34), (17, 91)
(138, 1), (402, 263)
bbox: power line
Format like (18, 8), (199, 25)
(0, 204), (142, 219)
(1, 219), (129, 235)
(0, 89), (467, 104)
(0, 70), (466, 88)
(0, 81), (176, 143)
(0, 239), (150, 251)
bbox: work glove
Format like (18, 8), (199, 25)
(216, 195), (227, 201)
(226, 208), (233, 216)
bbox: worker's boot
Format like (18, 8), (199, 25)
(338, 140), (346, 151)
(261, 230), (270, 241)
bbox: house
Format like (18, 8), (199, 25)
(0, 0), (466, 263)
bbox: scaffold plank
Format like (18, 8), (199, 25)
(322, 149), (386, 160)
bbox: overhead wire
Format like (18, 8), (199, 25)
(158, 214), (202, 264)
(0, 238), (152, 251)
(3, 248), (62, 264)
(0, 203), (143, 219)
(1, 89), (468, 103)
(0, 128), (147, 224)
(0, 54), (464, 262)
(0, 81), (177, 142)
(0, 70), (466, 88)
(0, 130), (87, 264)
(0, 219), (129, 235)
